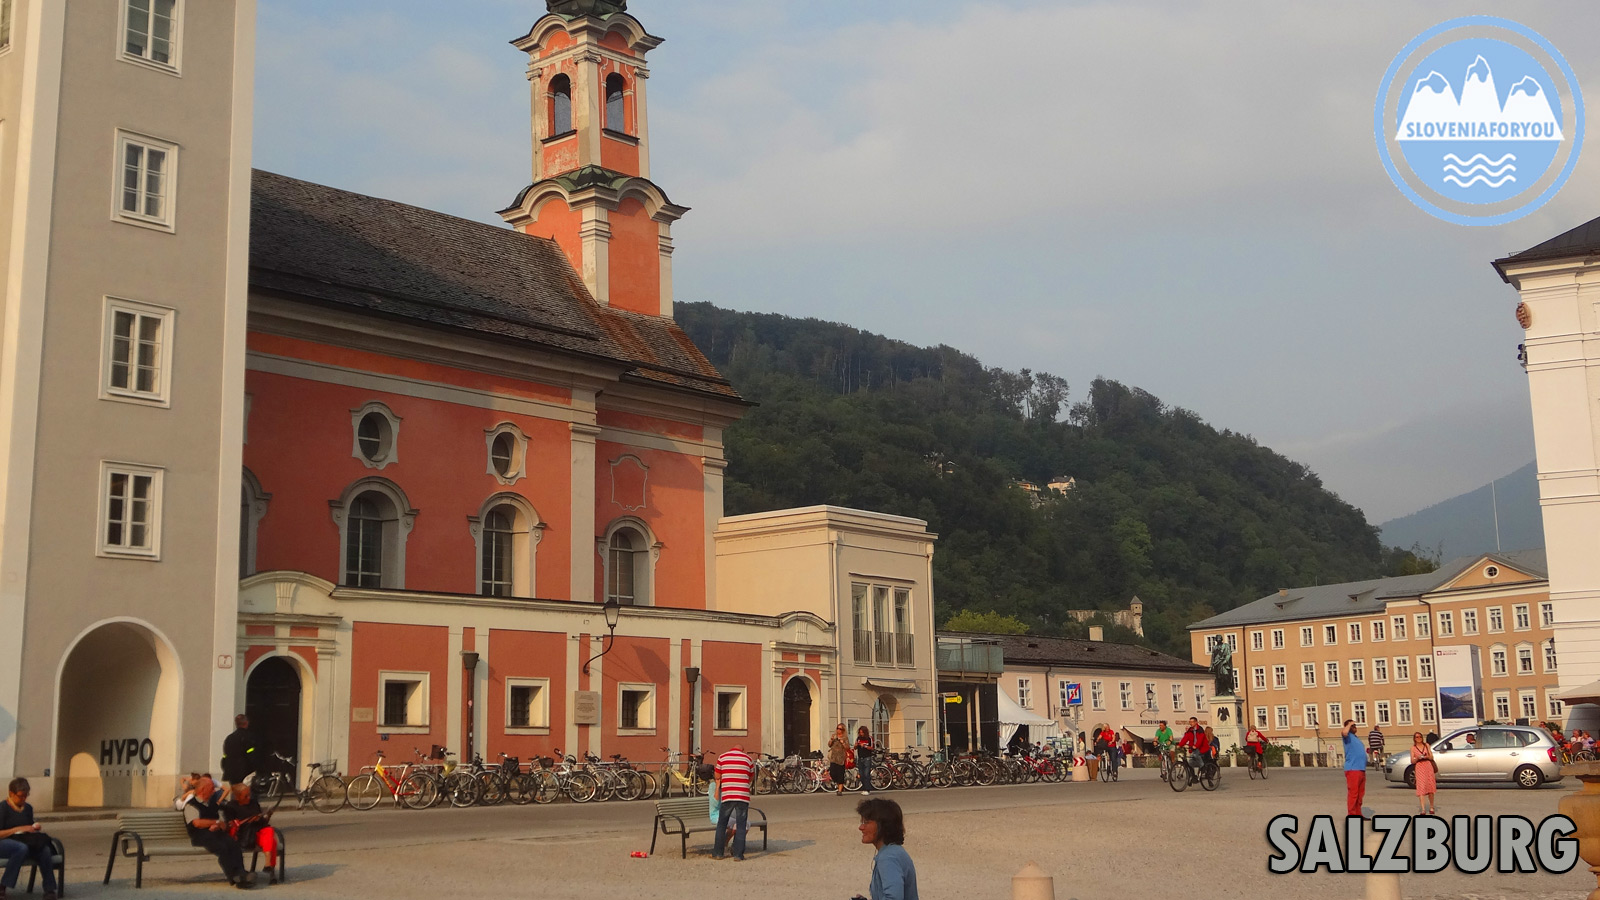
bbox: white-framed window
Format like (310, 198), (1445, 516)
(1250, 630), (1263, 651)
(606, 520), (657, 607)
(714, 685), (748, 733)
(1488, 606), (1504, 633)
(1437, 611), (1454, 637)
(915, 720), (928, 747)
(505, 678), (550, 730)
(1418, 654), (1433, 681)
(351, 401), (401, 469)
(1194, 684), (1205, 711)
(484, 423), (529, 485)
(1325, 661), (1341, 686)
(1414, 613), (1430, 638)
(1491, 645), (1508, 677)
(1493, 692), (1511, 720)
(113, 131), (178, 230)
(1349, 659), (1365, 684)
(1171, 683), (1184, 711)
(618, 683), (656, 731)
(1420, 698), (1436, 724)
(1376, 700), (1391, 727)
(1272, 665), (1287, 689)
(1300, 626), (1314, 647)
(1255, 706), (1269, 728)
(120, 0), (181, 71)
(1545, 642), (1558, 673)
(1252, 667), (1266, 691)
(1, 0), (12, 52)
(1060, 682), (1073, 712)
(1226, 633), (1237, 651)
(1514, 604), (1531, 631)
(473, 494), (542, 599)
(1549, 692), (1566, 719)
(1391, 615), (1407, 640)
(1520, 691), (1538, 720)
(332, 479), (415, 589)
(1144, 682), (1157, 711)
(1304, 704), (1319, 728)
(1394, 656), (1409, 683)
(1323, 624), (1337, 645)
(1373, 658), (1388, 684)
(1352, 701), (1367, 726)
(1397, 699), (1412, 726)
(1328, 702), (1342, 726)
(1017, 678), (1033, 709)
(1463, 609), (1479, 635)
(1274, 706), (1289, 730)
(100, 298), (174, 405)
(1301, 663), (1315, 687)
(1091, 681), (1104, 710)
(1119, 681), (1132, 710)
(1517, 644), (1534, 675)
(1348, 622), (1362, 643)
(1541, 602), (1555, 629)
(1271, 629), (1285, 649)
(1371, 619), (1386, 642)
(379, 671), (429, 730)
(98, 461), (164, 559)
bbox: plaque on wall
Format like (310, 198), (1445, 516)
(351, 707), (374, 723)
(574, 690), (600, 725)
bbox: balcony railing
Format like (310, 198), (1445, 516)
(935, 637), (1004, 675)
(852, 630), (917, 667)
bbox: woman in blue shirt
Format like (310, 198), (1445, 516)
(853, 797), (918, 900)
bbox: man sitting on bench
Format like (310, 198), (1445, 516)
(183, 776), (252, 890)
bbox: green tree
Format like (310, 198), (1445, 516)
(942, 610), (1031, 634)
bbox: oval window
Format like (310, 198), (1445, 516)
(491, 431), (517, 477)
(1485, 565), (1500, 578)
(357, 412), (389, 461)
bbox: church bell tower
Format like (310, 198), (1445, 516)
(501, 0), (687, 317)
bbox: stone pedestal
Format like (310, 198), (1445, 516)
(1212, 693), (1246, 753)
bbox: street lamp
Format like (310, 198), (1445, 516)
(1146, 685), (1156, 712)
(685, 666), (701, 764)
(581, 598), (622, 674)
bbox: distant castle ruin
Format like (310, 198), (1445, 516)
(1064, 597), (1144, 636)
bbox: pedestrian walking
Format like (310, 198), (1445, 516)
(221, 714), (257, 796)
(850, 797), (919, 900)
(855, 726), (877, 794)
(711, 743), (755, 861)
(1409, 731), (1437, 815)
(1367, 725), (1385, 767)
(1342, 720), (1368, 818)
(828, 724), (852, 796)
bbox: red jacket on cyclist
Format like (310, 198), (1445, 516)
(1245, 727), (1266, 755)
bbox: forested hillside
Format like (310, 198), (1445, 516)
(678, 303), (1430, 657)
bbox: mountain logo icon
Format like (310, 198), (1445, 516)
(1375, 17), (1583, 226)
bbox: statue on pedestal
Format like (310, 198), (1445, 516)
(1209, 641), (1234, 697)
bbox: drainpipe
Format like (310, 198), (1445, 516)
(831, 534), (843, 734)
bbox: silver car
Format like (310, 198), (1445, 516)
(1382, 726), (1562, 789)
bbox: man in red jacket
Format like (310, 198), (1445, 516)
(1177, 717), (1209, 781)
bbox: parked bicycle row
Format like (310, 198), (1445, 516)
(250, 742), (1093, 813)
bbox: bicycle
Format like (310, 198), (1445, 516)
(249, 754), (347, 813)
(1246, 746), (1268, 780)
(654, 747), (709, 798)
(529, 750), (600, 803)
(1168, 748), (1220, 793)
(346, 751), (438, 810)
(1157, 747), (1174, 783)
(1097, 749), (1118, 782)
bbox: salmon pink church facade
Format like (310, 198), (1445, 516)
(0, 0), (937, 808)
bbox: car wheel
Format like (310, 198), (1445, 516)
(1404, 766), (1416, 790)
(1514, 764), (1543, 789)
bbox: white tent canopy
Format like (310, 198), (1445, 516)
(995, 688), (1058, 747)
(1558, 680), (1600, 703)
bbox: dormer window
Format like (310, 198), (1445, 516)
(551, 74), (573, 136)
(605, 73), (626, 133)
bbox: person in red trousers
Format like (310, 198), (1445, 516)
(1341, 719), (1368, 818)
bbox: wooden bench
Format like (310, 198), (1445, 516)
(17, 835), (64, 896)
(102, 810), (286, 888)
(649, 796), (768, 859)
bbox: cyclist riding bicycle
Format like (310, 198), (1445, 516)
(1094, 725), (1119, 778)
(1244, 725), (1267, 770)
(1177, 717), (1209, 780)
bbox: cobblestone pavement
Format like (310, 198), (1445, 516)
(35, 768), (1593, 899)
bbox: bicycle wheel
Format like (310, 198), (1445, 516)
(871, 764), (893, 790)
(346, 773), (384, 810)
(635, 769), (659, 799)
(478, 772), (506, 805)
(400, 772), (438, 809)
(753, 767), (776, 795)
(1248, 759), (1260, 780)
(308, 774), (347, 813)
(796, 767), (820, 793)
(975, 760), (999, 786)
(845, 768), (861, 791)
(530, 770), (560, 804)
(1168, 761), (1190, 793)
(566, 771), (600, 803)
(1098, 756), (1111, 782)
(443, 771), (481, 807)
(1200, 764), (1220, 792)
(507, 772), (538, 805)
(1259, 761), (1267, 780)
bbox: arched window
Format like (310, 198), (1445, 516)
(551, 74), (573, 135)
(600, 519), (657, 606)
(481, 505), (517, 597)
(331, 478), (416, 590)
(240, 468), (271, 578)
(471, 493), (543, 599)
(604, 73), (626, 133)
(607, 530), (638, 605)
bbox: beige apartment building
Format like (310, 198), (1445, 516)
(1190, 551), (1559, 751)
(0, 0), (255, 807)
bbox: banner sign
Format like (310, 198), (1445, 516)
(1434, 645), (1484, 735)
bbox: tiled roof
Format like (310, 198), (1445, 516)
(940, 632), (1207, 674)
(1189, 549), (1548, 631)
(1494, 214), (1600, 279)
(248, 169), (741, 402)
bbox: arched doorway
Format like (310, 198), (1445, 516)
(245, 657), (303, 788)
(782, 678), (812, 757)
(55, 621), (180, 808)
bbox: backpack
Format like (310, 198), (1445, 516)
(845, 747), (856, 767)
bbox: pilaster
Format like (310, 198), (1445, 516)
(570, 420), (601, 604)
(578, 208), (612, 305)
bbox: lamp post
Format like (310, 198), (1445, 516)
(685, 666), (701, 765)
(581, 599), (622, 675)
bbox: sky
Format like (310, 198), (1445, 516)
(253, 0), (1600, 524)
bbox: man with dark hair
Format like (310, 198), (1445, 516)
(853, 797), (918, 900)
(1367, 725), (1385, 767)
(221, 715), (257, 796)
(183, 775), (252, 889)
(1, 778), (57, 900)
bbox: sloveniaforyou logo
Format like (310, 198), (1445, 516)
(1375, 16), (1583, 226)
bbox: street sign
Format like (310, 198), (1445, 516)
(943, 695), (963, 704)
(1064, 683), (1082, 706)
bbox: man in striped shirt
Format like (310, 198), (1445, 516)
(713, 744), (755, 861)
